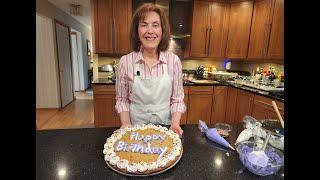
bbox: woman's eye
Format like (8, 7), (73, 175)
(153, 24), (159, 28)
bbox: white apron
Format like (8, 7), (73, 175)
(129, 63), (172, 125)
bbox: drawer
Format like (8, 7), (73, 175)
(254, 94), (284, 112)
(92, 85), (116, 94)
(189, 86), (213, 95)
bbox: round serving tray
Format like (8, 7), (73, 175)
(106, 147), (183, 177)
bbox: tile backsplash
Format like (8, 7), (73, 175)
(93, 53), (284, 79)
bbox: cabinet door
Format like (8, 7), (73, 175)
(235, 89), (254, 123)
(94, 94), (117, 127)
(93, 0), (113, 53)
(113, 0), (132, 54)
(187, 94), (213, 124)
(225, 87), (238, 124)
(180, 87), (189, 125)
(190, 1), (210, 57)
(207, 2), (229, 58)
(226, 1), (253, 58)
(266, 0), (284, 60)
(211, 86), (228, 124)
(248, 0), (273, 59)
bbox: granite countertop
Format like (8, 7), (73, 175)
(91, 78), (284, 101)
(36, 125), (284, 179)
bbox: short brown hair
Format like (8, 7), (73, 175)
(130, 3), (170, 52)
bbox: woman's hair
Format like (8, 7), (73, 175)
(130, 3), (170, 52)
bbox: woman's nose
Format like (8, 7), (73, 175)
(146, 25), (154, 33)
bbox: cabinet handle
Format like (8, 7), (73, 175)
(207, 28), (212, 56)
(113, 18), (117, 52)
(264, 24), (272, 57)
(249, 97), (253, 114)
(263, 24), (268, 57)
(204, 28), (208, 54)
(110, 19), (113, 52)
(212, 95), (215, 112)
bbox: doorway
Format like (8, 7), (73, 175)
(70, 29), (86, 92)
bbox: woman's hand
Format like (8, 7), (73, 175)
(170, 123), (183, 137)
(120, 123), (131, 129)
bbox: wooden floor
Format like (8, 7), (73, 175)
(36, 99), (94, 130)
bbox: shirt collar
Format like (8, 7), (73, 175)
(134, 48), (167, 64)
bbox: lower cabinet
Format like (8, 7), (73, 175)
(211, 86), (228, 124)
(93, 84), (284, 127)
(251, 94), (284, 120)
(235, 89), (255, 123)
(187, 86), (213, 124)
(225, 87), (238, 124)
(93, 85), (120, 127)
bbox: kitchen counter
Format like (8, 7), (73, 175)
(92, 78), (284, 101)
(36, 125), (284, 180)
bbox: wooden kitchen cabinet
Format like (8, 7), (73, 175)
(180, 86), (189, 124)
(187, 86), (213, 124)
(225, 0), (253, 59)
(247, 0), (274, 59)
(266, 0), (284, 60)
(247, 0), (283, 60)
(92, 0), (132, 54)
(235, 89), (254, 123)
(93, 85), (120, 127)
(225, 87), (238, 124)
(211, 86), (228, 124)
(251, 94), (284, 120)
(190, 0), (229, 58)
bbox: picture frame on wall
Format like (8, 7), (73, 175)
(87, 40), (91, 56)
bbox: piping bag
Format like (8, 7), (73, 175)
(199, 120), (235, 151)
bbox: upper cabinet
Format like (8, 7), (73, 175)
(266, 0), (284, 60)
(248, 0), (284, 60)
(190, 0), (229, 58)
(225, 0), (253, 59)
(92, 0), (132, 55)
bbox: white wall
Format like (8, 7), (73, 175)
(37, 0), (91, 90)
(36, 14), (60, 108)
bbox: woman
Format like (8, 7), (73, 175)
(115, 3), (186, 136)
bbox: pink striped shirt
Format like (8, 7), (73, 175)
(115, 50), (186, 115)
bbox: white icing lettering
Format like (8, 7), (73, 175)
(159, 147), (168, 158)
(144, 143), (153, 154)
(158, 135), (166, 142)
(144, 135), (152, 143)
(152, 147), (159, 154)
(135, 143), (144, 153)
(115, 141), (125, 151)
(130, 132), (138, 140)
(152, 134), (158, 141)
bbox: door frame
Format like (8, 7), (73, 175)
(54, 19), (75, 108)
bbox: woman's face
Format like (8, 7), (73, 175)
(138, 11), (162, 51)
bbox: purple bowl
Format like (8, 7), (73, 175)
(236, 141), (284, 176)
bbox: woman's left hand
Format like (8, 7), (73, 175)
(170, 123), (183, 137)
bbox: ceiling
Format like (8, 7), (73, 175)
(47, 0), (91, 29)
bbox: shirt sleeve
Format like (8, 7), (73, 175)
(115, 56), (130, 113)
(170, 55), (186, 114)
